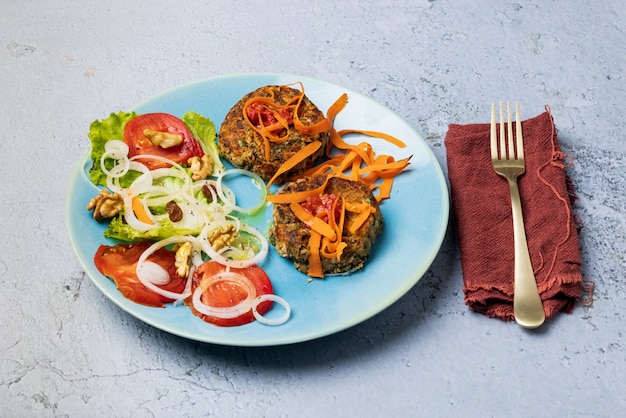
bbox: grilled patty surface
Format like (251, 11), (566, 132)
(218, 85), (329, 183)
(270, 175), (384, 276)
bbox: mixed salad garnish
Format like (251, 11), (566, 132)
(85, 110), (289, 327)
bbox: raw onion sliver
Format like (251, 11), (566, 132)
(104, 139), (129, 158)
(191, 271), (257, 319)
(135, 235), (201, 300)
(199, 223), (269, 269)
(253, 294), (291, 326)
(216, 169), (267, 215)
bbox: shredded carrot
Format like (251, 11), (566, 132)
(291, 195), (351, 276)
(267, 177), (331, 205)
(267, 87), (413, 278)
(131, 196), (154, 225)
(320, 196), (347, 260)
(289, 202), (337, 240)
(337, 129), (407, 149)
(243, 82), (332, 161)
(307, 231), (324, 278)
(266, 141), (322, 190)
(344, 201), (376, 234)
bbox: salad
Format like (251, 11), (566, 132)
(85, 110), (290, 327)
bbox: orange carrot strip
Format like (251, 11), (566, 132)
(337, 129), (407, 148)
(293, 156), (343, 179)
(348, 206), (373, 234)
(267, 91), (412, 206)
(266, 141), (322, 190)
(131, 196), (154, 225)
(328, 127), (354, 154)
(359, 156), (412, 177)
(289, 202), (337, 240)
(267, 178), (330, 204)
(320, 196), (347, 260)
(326, 93), (349, 123)
(375, 177), (394, 201)
(290, 82), (332, 135)
(307, 230), (324, 278)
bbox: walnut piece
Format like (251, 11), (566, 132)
(174, 242), (193, 278)
(143, 129), (183, 148)
(209, 224), (237, 251)
(86, 190), (123, 221)
(188, 154), (213, 181)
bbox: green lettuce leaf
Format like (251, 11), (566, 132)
(87, 111), (137, 187)
(103, 213), (200, 242)
(181, 110), (225, 175)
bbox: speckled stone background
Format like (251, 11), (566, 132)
(1, 1), (624, 417)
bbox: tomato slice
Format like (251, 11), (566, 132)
(187, 261), (273, 327)
(94, 242), (187, 307)
(124, 113), (204, 170)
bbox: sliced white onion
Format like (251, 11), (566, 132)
(151, 166), (192, 185)
(141, 187), (184, 207)
(191, 271), (257, 319)
(216, 169), (267, 215)
(101, 155), (130, 178)
(253, 294), (291, 326)
(198, 222), (269, 269)
(104, 139), (129, 158)
(100, 141), (130, 176)
(137, 261), (170, 285)
(135, 235), (201, 300)
(126, 161), (154, 195)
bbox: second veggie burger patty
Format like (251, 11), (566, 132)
(270, 175), (384, 276)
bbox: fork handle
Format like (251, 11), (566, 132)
(507, 178), (546, 329)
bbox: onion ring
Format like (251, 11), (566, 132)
(216, 168), (267, 215)
(191, 271), (257, 319)
(252, 294), (291, 326)
(135, 235), (200, 300)
(198, 222), (269, 269)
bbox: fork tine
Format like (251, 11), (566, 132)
(499, 102), (506, 159)
(490, 102), (498, 160)
(506, 102), (514, 160)
(515, 101), (524, 160)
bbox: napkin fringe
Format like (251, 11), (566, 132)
(538, 271), (584, 297)
(534, 106), (581, 290)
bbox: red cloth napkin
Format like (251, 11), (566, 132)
(445, 107), (583, 321)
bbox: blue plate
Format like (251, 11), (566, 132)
(66, 73), (449, 346)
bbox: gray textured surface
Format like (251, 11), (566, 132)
(1, 1), (624, 416)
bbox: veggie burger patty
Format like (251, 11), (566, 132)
(218, 85), (330, 183)
(270, 175), (384, 276)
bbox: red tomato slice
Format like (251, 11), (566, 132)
(94, 242), (187, 307)
(124, 113), (204, 170)
(187, 261), (273, 327)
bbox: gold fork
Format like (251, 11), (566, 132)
(491, 102), (545, 329)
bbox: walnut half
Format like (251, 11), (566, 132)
(209, 224), (237, 251)
(188, 154), (213, 181)
(143, 129), (183, 148)
(86, 190), (123, 221)
(174, 242), (193, 278)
